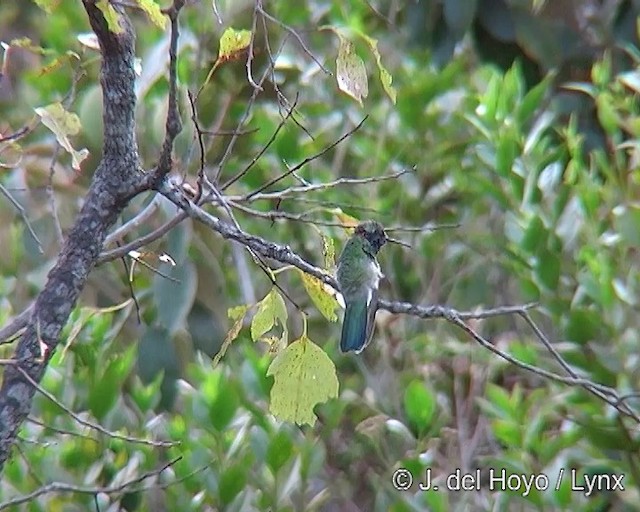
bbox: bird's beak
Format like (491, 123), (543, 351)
(386, 236), (411, 248)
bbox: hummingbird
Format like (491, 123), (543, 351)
(336, 220), (387, 353)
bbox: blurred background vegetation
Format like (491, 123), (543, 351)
(1, 0), (640, 510)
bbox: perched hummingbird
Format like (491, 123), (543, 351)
(336, 220), (387, 353)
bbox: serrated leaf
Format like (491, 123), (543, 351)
(96, 0), (124, 34)
(251, 288), (288, 341)
(298, 270), (338, 322)
(35, 103), (89, 171)
(336, 35), (368, 105)
(218, 27), (252, 63)
(213, 305), (249, 366)
(136, 0), (166, 29)
(360, 33), (396, 103)
(267, 336), (339, 426)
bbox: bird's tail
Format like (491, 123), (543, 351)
(340, 300), (368, 353)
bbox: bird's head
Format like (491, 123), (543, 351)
(355, 220), (387, 253)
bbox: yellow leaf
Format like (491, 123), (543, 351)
(136, 0), (167, 29)
(213, 305), (249, 366)
(217, 27), (252, 63)
(360, 33), (397, 104)
(298, 270), (338, 322)
(96, 0), (124, 34)
(332, 208), (359, 234)
(34, 103), (89, 171)
(251, 288), (288, 342)
(267, 336), (339, 426)
(336, 35), (368, 105)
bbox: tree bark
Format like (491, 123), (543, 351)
(0, 2), (145, 470)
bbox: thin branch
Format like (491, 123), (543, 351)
(26, 417), (100, 442)
(186, 90), (206, 203)
(0, 456), (182, 510)
(0, 304), (33, 344)
(245, 1), (262, 90)
(97, 211), (188, 265)
(211, 35), (287, 184)
(46, 145), (64, 244)
(151, 0), (184, 183)
(13, 356), (176, 448)
(221, 95), (299, 191)
(257, 4), (332, 76)
(228, 166), (407, 203)
(118, 244), (142, 324)
(244, 116), (368, 200)
(103, 196), (162, 247)
(0, 182), (43, 254)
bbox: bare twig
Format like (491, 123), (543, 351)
(244, 116), (368, 199)
(186, 90), (206, 203)
(211, 35), (287, 184)
(246, 1), (262, 90)
(151, 0), (184, 184)
(0, 304), (33, 344)
(228, 167), (407, 203)
(103, 196), (162, 247)
(98, 211), (188, 265)
(257, 4), (331, 76)
(221, 95), (298, 191)
(14, 365), (178, 447)
(0, 182), (43, 254)
(0, 456), (182, 510)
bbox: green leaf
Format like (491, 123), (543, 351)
(88, 345), (136, 420)
(564, 308), (599, 344)
(219, 464), (247, 505)
(204, 371), (238, 431)
(251, 288), (288, 342)
(267, 336), (339, 426)
(34, 103), (89, 171)
(535, 249), (561, 289)
(266, 429), (294, 473)
(335, 34), (368, 105)
(153, 261), (198, 335)
(360, 33), (397, 103)
(403, 380), (436, 433)
(96, 0), (124, 34)
(595, 92), (619, 135)
(517, 73), (553, 126)
(130, 373), (163, 413)
(136, 0), (166, 29)
(298, 270), (338, 322)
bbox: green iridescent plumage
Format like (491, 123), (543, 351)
(336, 221), (387, 353)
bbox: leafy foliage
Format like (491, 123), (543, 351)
(1, 0), (640, 510)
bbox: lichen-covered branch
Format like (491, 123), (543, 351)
(0, 2), (146, 470)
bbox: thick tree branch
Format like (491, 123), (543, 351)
(0, 3), (146, 470)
